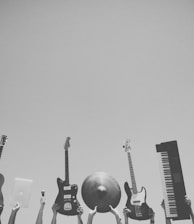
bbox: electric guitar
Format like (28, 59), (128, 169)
(123, 139), (153, 220)
(55, 137), (80, 216)
(0, 135), (8, 212)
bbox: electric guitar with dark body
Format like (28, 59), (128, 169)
(0, 135), (8, 220)
(55, 137), (80, 216)
(123, 139), (153, 220)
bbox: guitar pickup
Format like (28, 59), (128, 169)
(63, 186), (71, 190)
(64, 195), (71, 199)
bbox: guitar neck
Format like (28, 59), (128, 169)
(65, 150), (70, 185)
(127, 152), (138, 194)
(0, 146), (3, 159)
(0, 135), (7, 159)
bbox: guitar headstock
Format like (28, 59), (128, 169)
(41, 189), (45, 197)
(123, 138), (131, 153)
(64, 137), (71, 151)
(0, 135), (8, 147)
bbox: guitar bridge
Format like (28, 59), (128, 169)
(135, 206), (142, 217)
(64, 202), (72, 211)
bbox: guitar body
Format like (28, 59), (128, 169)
(0, 174), (4, 206)
(55, 177), (80, 216)
(124, 182), (153, 220)
(0, 135), (7, 209)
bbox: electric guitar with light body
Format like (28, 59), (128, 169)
(123, 139), (153, 220)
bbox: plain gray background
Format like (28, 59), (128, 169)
(1, 0), (194, 223)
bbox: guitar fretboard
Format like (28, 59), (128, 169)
(127, 152), (138, 194)
(0, 135), (7, 159)
(0, 146), (3, 159)
(65, 150), (69, 185)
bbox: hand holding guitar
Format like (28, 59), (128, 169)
(77, 206), (84, 216)
(123, 207), (131, 216)
(51, 203), (60, 224)
(52, 203), (60, 215)
(123, 207), (131, 224)
(77, 206), (84, 224)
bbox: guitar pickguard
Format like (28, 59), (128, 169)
(55, 178), (80, 216)
(130, 187), (146, 205)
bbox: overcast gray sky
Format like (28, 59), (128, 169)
(1, 0), (194, 223)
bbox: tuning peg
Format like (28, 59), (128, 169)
(41, 190), (45, 197)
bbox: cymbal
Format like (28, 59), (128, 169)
(81, 172), (121, 213)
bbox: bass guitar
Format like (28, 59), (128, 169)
(123, 139), (153, 220)
(55, 137), (80, 216)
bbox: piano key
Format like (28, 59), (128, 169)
(156, 141), (190, 220)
